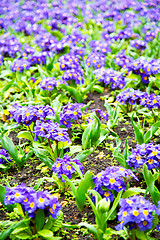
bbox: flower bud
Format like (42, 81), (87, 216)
(98, 198), (110, 213)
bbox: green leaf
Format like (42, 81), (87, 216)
(51, 211), (63, 232)
(136, 230), (148, 240)
(43, 216), (53, 230)
(131, 115), (144, 144)
(0, 135), (21, 168)
(78, 222), (98, 238)
(61, 175), (76, 196)
(122, 188), (146, 199)
(38, 229), (53, 238)
(36, 209), (45, 231)
(11, 227), (28, 235)
(105, 191), (122, 224)
(144, 121), (160, 143)
(74, 148), (93, 162)
(76, 171), (94, 211)
(0, 219), (29, 240)
(91, 85), (104, 93)
(143, 164), (160, 206)
(11, 233), (32, 239)
(61, 85), (83, 103)
(17, 131), (33, 141)
(32, 147), (53, 168)
(82, 124), (92, 150)
(95, 129), (108, 148)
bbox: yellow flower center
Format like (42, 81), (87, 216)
(109, 178), (115, 184)
(123, 211), (127, 216)
(39, 198), (44, 203)
(143, 220), (148, 226)
(53, 204), (56, 209)
(133, 210), (139, 216)
(30, 202), (35, 208)
(148, 159), (153, 164)
(15, 193), (21, 197)
(143, 210), (149, 216)
(58, 132), (63, 136)
(104, 191), (109, 197)
(66, 165), (71, 170)
(56, 163), (61, 168)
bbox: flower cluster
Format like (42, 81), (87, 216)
(5, 183), (61, 218)
(94, 68), (126, 89)
(114, 51), (132, 69)
(93, 166), (138, 202)
(59, 53), (80, 71)
(86, 52), (106, 69)
(127, 58), (160, 84)
(89, 40), (111, 54)
(11, 58), (31, 72)
(127, 143), (160, 170)
(0, 149), (12, 165)
(62, 68), (84, 84)
(140, 93), (160, 110)
(40, 77), (65, 91)
(116, 88), (145, 106)
(0, 35), (22, 58)
(130, 40), (147, 50)
(8, 104), (55, 126)
(34, 120), (70, 143)
(52, 154), (83, 182)
(60, 103), (85, 128)
(116, 195), (157, 231)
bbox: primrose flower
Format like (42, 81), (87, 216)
(116, 88), (145, 106)
(0, 149), (12, 164)
(40, 77), (59, 91)
(130, 40), (147, 50)
(116, 196), (157, 231)
(94, 68), (126, 89)
(52, 154), (83, 182)
(62, 68), (84, 84)
(59, 53), (80, 70)
(5, 184), (61, 219)
(93, 166), (138, 202)
(8, 104), (55, 125)
(93, 109), (109, 121)
(11, 58), (31, 72)
(127, 143), (160, 170)
(86, 52), (106, 69)
(60, 103), (85, 128)
(34, 120), (70, 143)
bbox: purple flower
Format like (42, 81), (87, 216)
(86, 52), (106, 69)
(5, 184), (61, 219)
(127, 143), (160, 170)
(93, 166), (138, 202)
(52, 154), (83, 182)
(116, 196), (157, 231)
(0, 149), (12, 164)
(11, 59), (31, 72)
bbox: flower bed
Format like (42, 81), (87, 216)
(0, 0), (160, 239)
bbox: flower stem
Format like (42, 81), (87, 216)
(56, 140), (59, 158)
(48, 138), (54, 154)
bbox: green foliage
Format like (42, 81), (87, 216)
(62, 169), (94, 211)
(104, 99), (120, 128)
(113, 138), (130, 169)
(131, 115), (160, 144)
(82, 114), (108, 150)
(143, 164), (160, 207)
(79, 190), (123, 240)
